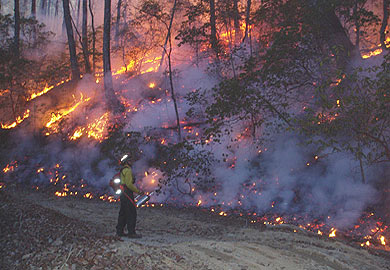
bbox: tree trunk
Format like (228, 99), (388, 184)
(55, 0), (59, 16)
(31, 0), (36, 16)
(14, 0), (20, 58)
(103, 0), (121, 111)
(159, 0), (177, 70)
(243, 0), (251, 42)
(89, 0), (96, 73)
(209, 0), (218, 57)
(354, 0), (360, 51)
(47, 0), (52, 16)
(82, 0), (91, 73)
(41, 0), (47, 15)
(77, 0), (81, 28)
(165, 34), (181, 141)
(233, 0), (240, 31)
(381, 0), (389, 50)
(115, 0), (122, 46)
(315, 4), (356, 69)
(63, 0), (80, 80)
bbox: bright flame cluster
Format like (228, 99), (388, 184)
(1, 110), (30, 129)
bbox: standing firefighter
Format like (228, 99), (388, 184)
(116, 154), (144, 238)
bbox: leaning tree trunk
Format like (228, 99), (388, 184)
(209, 0), (219, 58)
(14, 0), (20, 58)
(82, 0), (91, 73)
(63, 0), (80, 80)
(381, 0), (389, 50)
(165, 31), (181, 141)
(103, 0), (121, 112)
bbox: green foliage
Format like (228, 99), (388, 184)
(298, 54), (390, 165)
(100, 127), (146, 168)
(151, 140), (216, 195)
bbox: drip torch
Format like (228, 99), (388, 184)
(135, 192), (154, 207)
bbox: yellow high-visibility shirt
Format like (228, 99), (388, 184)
(120, 165), (140, 194)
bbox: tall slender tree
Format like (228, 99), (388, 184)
(14, 0), (20, 58)
(103, 0), (121, 111)
(233, 0), (240, 31)
(63, 0), (80, 80)
(381, 0), (389, 50)
(89, 0), (96, 73)
(82, 0), (90, 73)
(41, 0), (47, 15)
(31, 0), (36, 16)
(209, 0), (218, 57)
(115, 0), (122, 45)
(159, 0), (177, 69)
(243, 0), (251, 42)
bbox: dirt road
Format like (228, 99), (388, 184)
(1, 186), (389, 270)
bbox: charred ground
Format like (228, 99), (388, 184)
(1, 184), (389, 270)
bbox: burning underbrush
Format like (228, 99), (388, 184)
(1, 60), (390, 256)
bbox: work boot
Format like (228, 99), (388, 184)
(116, 231), (127, 237)
(127, 233), (142, 239)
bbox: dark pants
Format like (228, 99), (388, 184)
(116, 188), (137, 234)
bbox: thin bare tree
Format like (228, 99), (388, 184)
(103, 0), (121, 111)
(115, 0), (122, 46)
(89, 0), (96, 73)
(31, 0), (36, 16)
(14, 0), (20, 58)
(82, 0), (91, 73)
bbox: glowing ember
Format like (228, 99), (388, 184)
(1, 109), (30, 129)
(84, 192), (93, 199)
(380, 236), (386, 246)
(3, 161), (17, 173)
(0, 182), (5, 189)
(148, 82), (156, 88)
(329, 228), (337, 238)
(70, 128), (84, 140)
(55, 191), (68, 197)
(0, 89), (10, 96)
(219, 211), (227, 216)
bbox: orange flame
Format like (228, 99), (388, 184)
(380, 236), (386, 246)
(1, 109), (30, 129)
(45, 93), (91, 130)
(3, 161), (17, 173)
(27, 79), (71, 101)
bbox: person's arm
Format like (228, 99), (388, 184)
(122, 168), (142, 194)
